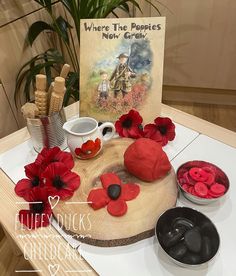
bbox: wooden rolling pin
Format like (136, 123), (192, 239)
(35, 74), (47, 116)
(49, 76), (65, 115)
(47, 64), (70, 103)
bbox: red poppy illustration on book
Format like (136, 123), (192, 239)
(75, 138), (101, 159)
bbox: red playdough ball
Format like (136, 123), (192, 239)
(124, 138), (171, 182)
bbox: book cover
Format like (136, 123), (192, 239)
(80, 17), (166, 123)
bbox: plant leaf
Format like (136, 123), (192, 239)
(63, 72), (79, 106)
(53, 15), (72, 44)
(27, 20), (54, 46)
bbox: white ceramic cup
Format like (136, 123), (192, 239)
(63, 117), (115, 159)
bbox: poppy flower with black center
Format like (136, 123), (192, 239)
(35, 146), (74, 170)
(42, 162), (80, 199)
(19, 187), (52, 229)
(75, 138), (101, 159)
(144, 117), (176, 146)
(115, 109), (144, 139)
(15, 162), (43, 201)
(87, 173), (140, 217)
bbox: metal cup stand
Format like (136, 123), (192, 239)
(27, 110), (67, 153)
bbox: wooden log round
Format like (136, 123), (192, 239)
(53, 138), (177, 247)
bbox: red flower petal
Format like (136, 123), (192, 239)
(121, 183), (140, 201)
(18, 187), (52, 229)
(28, 186), (50, 203)
(54, 150), (74, 170)
(107, 199), (127, 216)
(75, 147), (82, 156)
(88, 188), (110, 210)
(35, 147), (74, 170)
(75, 139), (101, 159)
(61, 171), (81, 191)
(42, 162), (69, 181)
(144, 124), (163, 143)
(151, 117), (176, 145)
(115, 109), (143, 139)
(24, 162), (41, 179)
(82, 140), (96, 152)
(100, 173), (122, 189)
(15, 179), (33, 201)
(128, 109), (143, 125)
(127, 126), (143, 139)
(42, 163), (80, 200)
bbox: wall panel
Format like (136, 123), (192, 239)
(137, 0), (236, 90)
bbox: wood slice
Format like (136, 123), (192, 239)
(53, 138), (177, 247)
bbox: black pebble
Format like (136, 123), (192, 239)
(200, 236), (212, 260)
(168, 242), (187, 261)
(172, 217), (194, 232)
(182, 252), (201, 264)
(107, 184), (121, 200)
(162, 228), (185, 248)
(184, 228), (202, 253)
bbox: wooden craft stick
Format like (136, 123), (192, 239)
(60, 64), (70, 79)
(21, 103), (39, 119)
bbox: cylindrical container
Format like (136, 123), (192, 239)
(27, 110), (67, 152)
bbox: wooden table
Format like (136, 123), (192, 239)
(0, 103), (235, 275)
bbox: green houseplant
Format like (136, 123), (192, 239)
(15, 0), (161, 107)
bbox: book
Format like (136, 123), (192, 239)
(80, 17), (166, 123)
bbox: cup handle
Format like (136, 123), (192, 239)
(99, 122), (116, 143)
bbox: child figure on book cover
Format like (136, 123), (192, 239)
(80, 17), (165, 123)
(97, 70), (110, 101)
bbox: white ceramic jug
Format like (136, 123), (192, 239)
(63, 117), (115, 159)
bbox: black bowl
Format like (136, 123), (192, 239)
(155, 207), (220, 267)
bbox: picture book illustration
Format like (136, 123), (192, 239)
(80, 17), (166, 123)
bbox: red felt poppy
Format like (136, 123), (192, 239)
(15, 162), (43, 201)
(75, 138), (101, 159)
(42, 162), (80, 199)
(144, 117), (176, 146)
(115, 109), (143, 139)
(35, 146), (74, 170)
(87, 173), (140, 217)
(19, 187), (52, 229)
